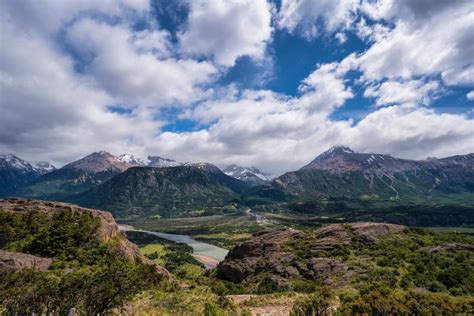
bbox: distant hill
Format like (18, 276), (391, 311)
(72, 164), (248, 218)
(245, 146), (474, 204)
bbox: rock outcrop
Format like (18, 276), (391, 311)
(0, 250), (52, 271)
(424, 243), (474, 253)
(0, 198), (171, 279)
(217, 222), (406, 286)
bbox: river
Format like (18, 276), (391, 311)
(118, 225), (229, 269)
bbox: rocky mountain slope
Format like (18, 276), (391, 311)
(224, 164), (269, 186)
(0, 154), (51, 197)
(19, 151), (138, 200)
(247, 146), (474, 203)
(73, 164), (248, 218)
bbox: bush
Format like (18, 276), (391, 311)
(290, 287), (336, 316)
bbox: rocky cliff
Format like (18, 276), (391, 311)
(0, 198), (170, 279)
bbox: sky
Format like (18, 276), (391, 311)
(0, 0), (473, 175)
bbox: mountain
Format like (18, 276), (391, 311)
(0, 154), (45, 197)
(73, 164), (248, 218)
(147, 155), (182, 167)
(223, 164), (269, 185)
(34, 161), (57, 174)
(246, 146), (474, 203)
(20, 151), (136, 200)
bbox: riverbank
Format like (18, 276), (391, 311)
(118, 224), (228, 269)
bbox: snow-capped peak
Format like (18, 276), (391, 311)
(223, 164), (269, 184)
(35, 161), (57, 174)
(0, 154), (38, 173)
(117, 153), (148, 166)
(147, 156), (182, 167)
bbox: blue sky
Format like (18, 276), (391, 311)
(0, 0), (473, 173)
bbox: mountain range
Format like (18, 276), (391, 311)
(0, 154), (56, 197)
(1, 147), (473, 219)
(246, 146), (474, 204)
(72, 164), (248, 218)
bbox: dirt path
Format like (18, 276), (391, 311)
(227, 294), (294, 316)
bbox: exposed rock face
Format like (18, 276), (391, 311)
(0, 250), (52, 271)
(63, 151), (133, 173)
(424, 243), (474, 253)
(350, 222), (406, 243)
(217, 222), (406, 285)
(307, 258), (347, 280)
(217, 229), (303, 283)
(0, 198), (171, 279)
(312, 222), (405, 251)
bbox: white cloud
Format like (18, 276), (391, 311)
(364, 79), (440, 107)
(180, 0), (273, 66)
(335, 32), (347, 44)
(66, 18), (218, 106)
(467, 91), (474, 101)
(1, 0), (473, 176)
(151, 89), (474, 175)
(298, 62), (354, 113)
(277, 0), (358, 39)
(357, 11), (474, 87)
(350, 105), (474, 159)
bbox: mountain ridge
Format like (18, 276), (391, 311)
(72, 164), (249, 218)
(246, 146), (474, 203)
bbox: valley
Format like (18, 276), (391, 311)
(1, 147), (473, 314)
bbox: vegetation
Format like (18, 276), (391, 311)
(0, 209), (165, 314)
(125, 230), (205, 273)
(72, 166), (248, 218)
(2, 199), (473, 314)
(122, 212), (264, 249)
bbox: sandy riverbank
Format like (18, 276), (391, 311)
(192, 254), (220, 269)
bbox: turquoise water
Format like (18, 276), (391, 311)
(118, 225), (229, 267)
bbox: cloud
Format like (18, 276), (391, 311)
(350, 105), (474, 159)
(467, 91), (474, 101)
(277, 0), (358, 39)
(363, 79), (441, 107)
(151, 89), (474, 175)
(66, 18), (218, 106)
(1, 0), (473, 176)
(356, 11), (474, 87)
(180, 0), (274, 66)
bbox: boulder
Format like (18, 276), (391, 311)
(307, 258), (347, 280)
